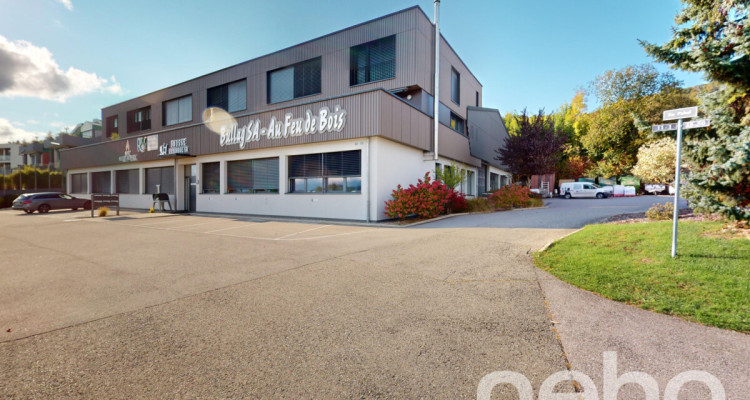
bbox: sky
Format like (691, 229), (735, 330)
(0, 0), (705, 143)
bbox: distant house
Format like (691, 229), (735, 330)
(0, 142), (22, 174)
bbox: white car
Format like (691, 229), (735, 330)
(559, 182), (611, 199)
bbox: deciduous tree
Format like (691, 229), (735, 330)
(631, 137), (677, 184)
(495, 109), (567, 181)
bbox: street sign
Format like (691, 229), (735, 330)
(651, 119), (710, 132)
(663, 106), (698, 121)
(652, 123), (678, 132)
(683, 118), (711, 129)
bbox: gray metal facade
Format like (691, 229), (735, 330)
(62, 6), (498, 170)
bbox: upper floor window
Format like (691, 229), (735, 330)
(267, 57), (322, 104)
(476, 91), (479, 107)
(207, 79), (246, 113)
(163, 95), (192, 126)
(451, 67), (460, 105)
(126, 106), (151, 133)
(350, 35), (396, 86)
(450, 112), (465, 134)
(106, 115), (118, 138)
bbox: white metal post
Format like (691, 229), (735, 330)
(671, 119), (684, 258)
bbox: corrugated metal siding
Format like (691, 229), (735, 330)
(102, 7), (436, 139)
(438, 124), (481, 167)
(63, 90), (434, 170)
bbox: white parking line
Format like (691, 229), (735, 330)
(275, 225), (330, 239)
(164, 220), (228, 230)
(203, 224), (257, 234)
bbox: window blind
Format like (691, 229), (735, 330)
(116, 169), (139, 194)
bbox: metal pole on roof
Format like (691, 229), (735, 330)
(433, 0), (440, 161)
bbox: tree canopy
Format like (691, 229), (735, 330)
(642, 0), (749, 221)
(496, 110), (567, 180)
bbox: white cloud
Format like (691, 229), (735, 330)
(27, 119), (39, 124)
(0, 35), (123, 102)
(55, 0), (73, 11)
(0, 118), (44, 142)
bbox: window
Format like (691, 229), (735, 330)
(71, 173), (87, 193)
(267, 57), (321, 103)
(450, 112), (465, 134)
(288, 151), (361, 193)
(451, 67), (460, 104)
(490, 173), (499, 191)
(350, 35), (396, 86)
(163, 95), (192, 126)
(476, 91), (479, 107)
(106, 115), (118, 138)
(207, 79), (246, 113)
(226, 158), (279, 194)
(116, 169), (139, 194)
(126, 106), (151, 133)
(145, 166), (174, 194)
(91, 171), (111, 193)
(466, 170), (475, 196)
(202, 162), (220, 194)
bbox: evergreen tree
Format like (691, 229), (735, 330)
(641, 1), (749, 221)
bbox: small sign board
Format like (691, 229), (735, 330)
(652, 123), (678, 132)
(652, 119), (710, 133)
(683, 118), (710, 129)
(663, 106), (698, 121)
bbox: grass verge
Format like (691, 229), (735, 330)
(534, 220), (750, 333)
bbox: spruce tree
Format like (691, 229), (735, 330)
(641, 1), (749, 221)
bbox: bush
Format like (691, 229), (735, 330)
(384, 173), (456, 220)
(526, 197), (544, 208)
(465, 197), (494, 212)
(448, 190), (467, 213)
(98, 207), (110, 217)
(489, 185), (533, 209)
(646, 202), (674, 220)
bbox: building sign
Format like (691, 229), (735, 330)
(136, 135), (159, 152)
(118, 141), (138, 162)
(220, 106), (347, 149)
(159, 138), (189, 156)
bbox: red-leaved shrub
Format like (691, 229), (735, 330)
(448, 190), (467, 213)
(489, 185), (533, 209)
(384, 173), (458, 220)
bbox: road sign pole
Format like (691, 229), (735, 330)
(671, 119), (684, 258)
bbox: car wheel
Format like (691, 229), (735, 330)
(596, 193), (604, 199)
(38, 204), (51, 213)
(564, 193), (571, 199)
(83, 201), (91, 210)
(72, 208), (78, 211)
(24, 209), (33, 214)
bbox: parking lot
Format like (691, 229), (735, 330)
(0, 207), (577, 398)
(2, 196), (733, 399)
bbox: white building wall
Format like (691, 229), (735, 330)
(66, 137), (487, 221)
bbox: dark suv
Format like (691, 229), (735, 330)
(11, 192), (91, 214)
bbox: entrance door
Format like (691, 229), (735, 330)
(184, 164), (197, 212)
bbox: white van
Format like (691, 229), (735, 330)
(559, 182), (611, 199)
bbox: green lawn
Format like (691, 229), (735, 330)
(534, 221), (750, 333)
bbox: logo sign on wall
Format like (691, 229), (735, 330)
(159, 138), (189, 156)
(220, 105), (347, 149)
(118, 140), (138, 162)
(136, 135), (159, 152)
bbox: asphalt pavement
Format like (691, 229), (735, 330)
(1, 196), (746, 399)
(416, 195), (688, 229)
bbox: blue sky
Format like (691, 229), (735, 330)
(0, 0), (704, 142)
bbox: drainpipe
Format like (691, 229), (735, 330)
(433, 0), (440, 161)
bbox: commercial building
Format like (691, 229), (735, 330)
(61, 6), (511, 221)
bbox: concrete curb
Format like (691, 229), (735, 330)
(536, 228), (584, 253)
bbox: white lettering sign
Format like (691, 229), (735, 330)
(159, 138), (189, 156)
(220, 106), (347, 149)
